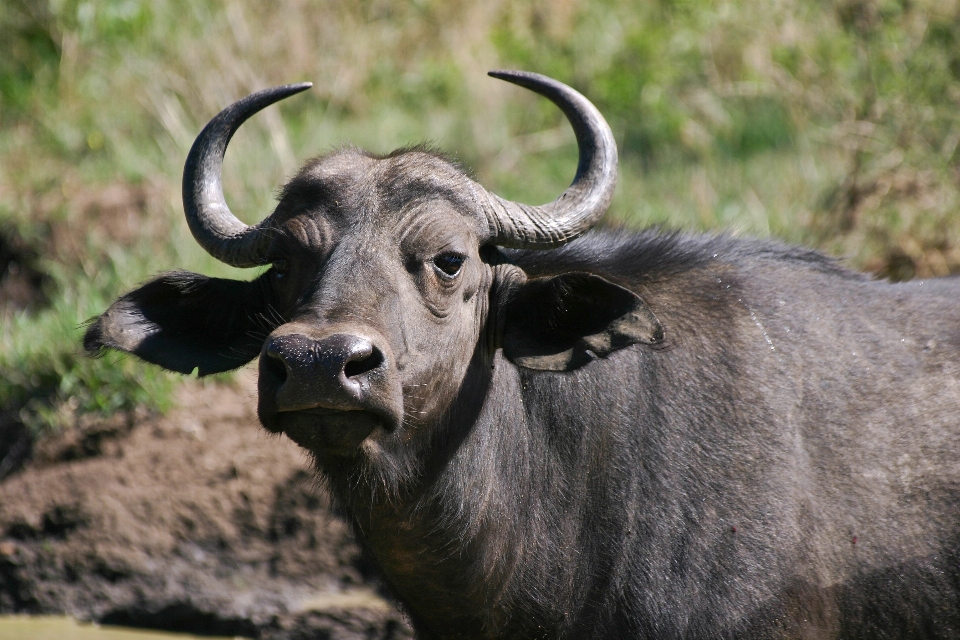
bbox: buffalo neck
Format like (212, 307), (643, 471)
(322, 348), (651, 638)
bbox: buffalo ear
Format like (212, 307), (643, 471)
(502, 272), (663, 371)
(83, 271), (273, 376)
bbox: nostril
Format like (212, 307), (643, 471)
(264, 349), (288, 384)
(343, 346), (384, 379)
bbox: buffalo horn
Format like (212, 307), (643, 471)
(182, 83), (312, 267)
(484, 71), (618, 248)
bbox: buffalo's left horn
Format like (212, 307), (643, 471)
(182, 83), (312, 268)
(483, 71), (618, 249)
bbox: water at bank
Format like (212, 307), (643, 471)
(0, 616), (246, 640)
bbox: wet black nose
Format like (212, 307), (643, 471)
(263, 333), (386, 411)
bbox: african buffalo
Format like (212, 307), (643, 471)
(85, 71), (960, 638)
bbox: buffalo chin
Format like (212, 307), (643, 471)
(262, 408), (383, 456)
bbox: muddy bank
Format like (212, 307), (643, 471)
(0, 368), (412, 639)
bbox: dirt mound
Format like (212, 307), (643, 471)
(0, 368), (412, 639)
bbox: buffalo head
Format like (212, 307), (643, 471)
(85, 71), (663, 470)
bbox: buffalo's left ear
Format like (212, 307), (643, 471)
(501, 272), (663, 371)
(84, 271), (273, 376)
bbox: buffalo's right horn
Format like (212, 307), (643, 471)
(182, 83), (312, 268)
(482, 71), (618, 249)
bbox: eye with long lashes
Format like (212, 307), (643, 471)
(431, 253), (466, 279)
(272, 258), (290, 279)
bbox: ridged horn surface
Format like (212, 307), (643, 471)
(483, 71), (618, 248)
(182, 83), (312, 267)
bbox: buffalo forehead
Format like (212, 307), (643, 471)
(277, 149), (484, 235)
(376, 153), (479, 213)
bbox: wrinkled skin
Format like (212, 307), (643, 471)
(253, 152), (492, 455)
(86, 85), (960, 638)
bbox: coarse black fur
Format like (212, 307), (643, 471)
(86, 147), (960, 639)
(321, 229), (960, 638)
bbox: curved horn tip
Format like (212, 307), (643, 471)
(261, 82), (313, 101)
(281, 81), (313, 93)
(482, 69), (618, 249)
(487, 69), (554, 87)
(488, 69), (523, 79)
(246, 82), (313, 104)
(182, 81), (313, 268)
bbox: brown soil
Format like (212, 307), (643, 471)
(0, 367), (413, 639)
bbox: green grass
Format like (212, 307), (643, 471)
(2, 0), (960, 434)
(0, 264), (178, 432)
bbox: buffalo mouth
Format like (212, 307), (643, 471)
(256, 366), (395, 457)
(256, 329), (404, 456)
(259, 406), (385, 456)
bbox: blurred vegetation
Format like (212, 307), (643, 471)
(2, 0), (960, 435)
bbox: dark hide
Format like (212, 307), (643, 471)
(502, 271), (663, 371)
(84, 271), (276, 375)
(86, 148), (960, 639)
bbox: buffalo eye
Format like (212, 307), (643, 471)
(272, 258), (290, 279)
(432, 253), (465, 279)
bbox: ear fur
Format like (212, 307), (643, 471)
(84, 271), (274, 376)
(501, 272), (663, 371)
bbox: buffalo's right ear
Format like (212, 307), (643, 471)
(84, 271), (275, 376)
(500, 271), (663, 371)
